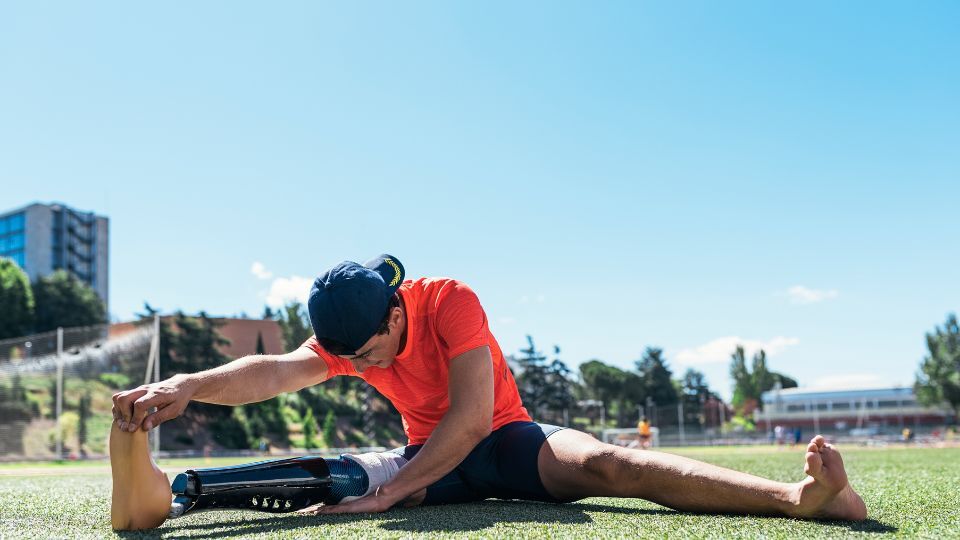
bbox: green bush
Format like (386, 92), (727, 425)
(99, 373), (131, 389)
(211, 409), (251, 449)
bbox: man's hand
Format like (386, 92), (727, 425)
(112, 375), (196, 432)
(297, 488), (400, 515)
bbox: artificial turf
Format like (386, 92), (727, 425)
(1, 445), (957, 539)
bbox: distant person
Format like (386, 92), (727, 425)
(108, 254), (867, 530)
(793, 427), (803, 447)
(637, 416), (652, 449)
(774, 425), (785, 447)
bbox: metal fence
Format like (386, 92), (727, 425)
(0, 319), (157, 461)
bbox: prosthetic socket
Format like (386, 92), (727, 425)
(169, 452), (407, 518)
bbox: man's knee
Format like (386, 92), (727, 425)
(580, 443), (636, 496)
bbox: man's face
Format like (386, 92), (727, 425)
(338, 306), (404, 373)
(340, 333), (396, 373)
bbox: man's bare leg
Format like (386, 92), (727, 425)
(538, 431), (867, 521)
(109, 423), (172, 530)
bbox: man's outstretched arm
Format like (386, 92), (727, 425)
(318, 345), (495, 514)
(112, 347), (328, 432)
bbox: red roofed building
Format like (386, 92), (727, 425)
(109, 316), (288, 359)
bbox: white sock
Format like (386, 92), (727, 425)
(339, 452), (408, 502)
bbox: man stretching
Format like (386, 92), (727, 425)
(110, 254), (866, 530)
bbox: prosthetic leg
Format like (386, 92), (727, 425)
(168, 452), (407, 519)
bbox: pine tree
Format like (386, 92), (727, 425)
(916, 313), (960, 415)
(255, 331), (266, 355)
(730, 346), (798, 414)
(277, 302), (313, 351)
(77, 392), (91, 456)
(542, 347), (576, 425)
(636, 347), (678, 406)
(302, 408), (318, 450)
(322, 410), (337, 448)
(730, 346), (755, 411)
(515, 336), (550, 420)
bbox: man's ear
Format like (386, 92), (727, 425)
(389, 306), (403, 330)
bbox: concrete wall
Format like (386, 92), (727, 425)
(22, 203), (53, 282)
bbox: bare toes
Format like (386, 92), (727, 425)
(812, 435), (826, 448)
(807, 441), (819, 453)
(805, 450), (823, 477)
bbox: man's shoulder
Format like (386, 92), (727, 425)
(403, 276), (466, 290)
(401, 277), (474, 304)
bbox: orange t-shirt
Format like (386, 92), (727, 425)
(302, 277), (531, 445)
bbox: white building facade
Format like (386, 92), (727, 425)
(756, 386), (951, 434)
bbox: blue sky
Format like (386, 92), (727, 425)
(2, 2), (958, 399)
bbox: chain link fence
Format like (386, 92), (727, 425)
(0, 321), (156, 461)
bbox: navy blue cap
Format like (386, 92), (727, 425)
(307, 254), (405, 355)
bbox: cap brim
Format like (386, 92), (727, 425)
(364, 254), (405, 292)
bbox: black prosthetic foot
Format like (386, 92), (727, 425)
(169, 455), (369, 518)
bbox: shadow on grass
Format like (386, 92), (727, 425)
(116, 501), (897, 538)
(117, 501), (652, 538)
(817, 518), (897, 534)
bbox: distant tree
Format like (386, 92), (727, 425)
(33, 270), (106, 332)
(277, 302), (312, 351)
(730, 346), (755, 412)
(579, 360), (626, 407)
(636, 347), (678, 406)
(730, 346), (798, 413)
(0, 375), (31, 454)
(772, 372), (799, 390)
(262, 306), (276, 320)
(155, 311), (250, 447)
(619, 371), (647, 425)
(48, 378), (58, 419)
(751, 350), (774, 406)
(915, 313), (960, 416)
(255, 331), (266, 355)
(0, 257), (34, 339)
(322, 409), (337, 447)
(579, 359), (647, 426)
(10, 374), (28, 409)
(302, 408), (318, 450)
(78, 391), (91, 456)
(243, 330), (289, 444)
(515, 336), (550, 420)
(541, 346), (577, 424)
(681, 368), (718, 424)
(161, 311), (232, 377)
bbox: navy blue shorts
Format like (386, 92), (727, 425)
(391, 421), (566, 505)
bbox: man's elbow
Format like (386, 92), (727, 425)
(465, 409), (493, 443)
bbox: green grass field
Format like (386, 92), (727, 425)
(2, 445), (958, 539)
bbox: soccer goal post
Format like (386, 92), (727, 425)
(601, 427), (660, 448)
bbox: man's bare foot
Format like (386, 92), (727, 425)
(789, 435), (867, 521)
(110, 423), (173, 530)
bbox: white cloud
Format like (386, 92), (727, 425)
(519, 294), (546, 304)
(675, 336), (800, 365)
(250, 261), (273, 280)
(498, 317), (517, 325)
(786, 285), (839, 305)
(264, 275), (312, 308)
(810, 373), (885, 390)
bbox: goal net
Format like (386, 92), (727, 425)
(0, 320), (157, 460)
